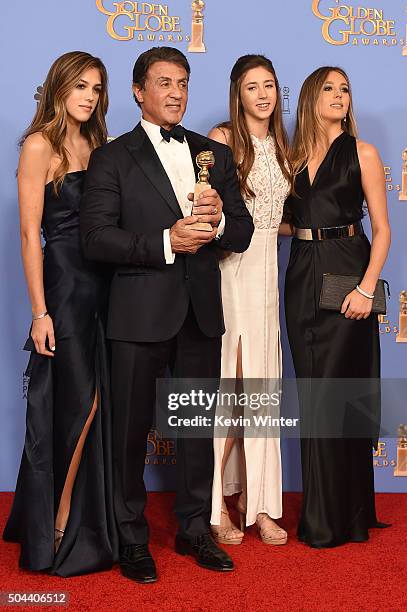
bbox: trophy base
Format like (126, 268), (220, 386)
(398, 194), (407, 201)
(396, 335), (407, 343)
(394, 469), (407, 476)
(188, 222), (213, 232)
(402, 47), (407, 56)
(188, 43), (206, 53)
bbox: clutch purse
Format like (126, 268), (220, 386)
(319, 274), (389, 315)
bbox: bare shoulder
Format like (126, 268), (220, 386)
(21, 132), (53, 161)
(208, 126), (231, 146)
(356, 139), (381, 162)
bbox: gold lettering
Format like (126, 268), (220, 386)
(373, 38), (379, 45)
(312, 0), (332, 20)
(141, 3), (154, 14)
(360, 19), (376, 35)
(337, 5), (351, 18)
(374, 441), (387, 457)
(361, 37), (370, 45)
(145, 14), (161, 31)
(96, 0), (117, 16)
(384, 167), (391, 181)
(155, 440), (169, 455)
(147, 33), (156, 40)
(107, 11), (134, 40)
(161, 15), (175, 31)
(322, 16), (350, 45)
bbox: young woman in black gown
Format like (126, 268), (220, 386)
(3, 52), (118, 575)
(284, 67), (391, 548)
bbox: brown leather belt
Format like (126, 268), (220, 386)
(293, 221), (364, 241)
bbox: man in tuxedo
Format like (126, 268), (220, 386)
(81, 47), (253, 583)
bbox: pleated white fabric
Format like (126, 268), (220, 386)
(211, 135), (289, 527)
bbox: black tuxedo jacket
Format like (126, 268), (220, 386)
(80, 123), (254, 342)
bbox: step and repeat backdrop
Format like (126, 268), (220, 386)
(0, 1), (406, 492)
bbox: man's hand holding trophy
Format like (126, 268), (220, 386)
(170, 150), (223, 254)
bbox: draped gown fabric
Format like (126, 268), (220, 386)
(284, 132), (381, 548)
(211, 135), (290, 527)
(3, 171), (119, 576)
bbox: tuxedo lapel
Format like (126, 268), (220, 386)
(126, 123), (183, 219)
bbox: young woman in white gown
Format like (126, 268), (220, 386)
(209, 55), (292, 545)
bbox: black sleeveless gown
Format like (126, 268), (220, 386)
(284, 132), (383, 548)
(3, 171), (119, 575)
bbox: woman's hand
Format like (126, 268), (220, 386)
(341, 289), (373, 320)
(31, 315), (56, 357)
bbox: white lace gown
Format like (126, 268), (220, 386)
(211, 134), (290, 527)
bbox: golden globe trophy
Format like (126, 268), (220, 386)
(394, 425), (407, 476)
(399, 148), (407, 201)
(396, 290), (407, 342)
(189, 151), (215, 232)
(188, 0), (206, 53)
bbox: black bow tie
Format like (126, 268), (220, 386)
(160, 124), (185, 143)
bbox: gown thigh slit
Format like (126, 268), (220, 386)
(55, 389), (99, 533)
(284, 132), (382, 548)
(3, 172), (118, 576)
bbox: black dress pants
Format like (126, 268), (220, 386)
(111, 305), (221, 546)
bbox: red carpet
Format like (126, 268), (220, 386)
(0, 492), (405, 611)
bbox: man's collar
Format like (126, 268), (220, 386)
(141, 117), (184, 147)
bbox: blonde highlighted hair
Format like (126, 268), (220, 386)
(218, 54), (292, 199)
(20, 51), (108, 192)
(290, 66), (357, 178)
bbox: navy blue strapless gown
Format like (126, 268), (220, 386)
(3, 171), (119, 576)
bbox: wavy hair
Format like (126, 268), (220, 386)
(20, 51), (108, 192)
(218, 54), (292, 199)
(290, 66), (357, 177)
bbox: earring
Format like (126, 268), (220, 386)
(343, 115), (347, 123)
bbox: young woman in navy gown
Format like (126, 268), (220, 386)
(3, 51), (118, 575)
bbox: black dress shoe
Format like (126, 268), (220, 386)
(119, 544), (158, 583)
(175, 532), (234, 572)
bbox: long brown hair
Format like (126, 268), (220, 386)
(290, 66), (357, 177)
(218, 54), (292, 199)
(21, 51), (108, 192)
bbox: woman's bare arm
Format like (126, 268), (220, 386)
(18, 133), (56, 355)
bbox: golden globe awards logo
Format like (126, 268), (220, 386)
(312, 0), (402, 47)
(95, 1), (207, 47)
(145, 429), (176, 465)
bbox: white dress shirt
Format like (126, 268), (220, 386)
(140, 118), (225, 263)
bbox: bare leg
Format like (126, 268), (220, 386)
(54, 393), (98, 551)
(235, 338), (248, 526)
(211, 338), (245, 544)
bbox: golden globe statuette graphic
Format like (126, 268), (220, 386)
(399, 148), (407, 201)
(396, 291), (407, 342)
(394, 425), (407, 476)
(188, 0), (206, 53)
(189, 151), (215, 232)
(282, 87), (290, 114)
